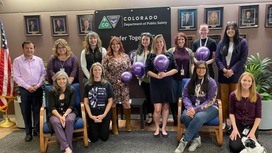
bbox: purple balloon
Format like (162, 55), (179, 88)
(154, 54), (169, 72)
(195, 47), (210, 61)
(132, 62), (145, 77)
(120, 71), (132, 83)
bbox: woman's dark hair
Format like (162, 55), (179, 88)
(187, 61), (210, 95)
(220, 21), (242, 56)
(136, 32), (153, 55)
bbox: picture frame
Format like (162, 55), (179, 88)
(178, 9), (197, 31)
(186, 35), (196, 49)
(265, 4), (272, 28)
(205, 7), (223, 30)
(77, 14), (94, 35)
(208, 34), (222, 44)
(50, 15), (68, 36)
(239, 5), (259, 28)
(24, 15), (42, 36)
(239, 33), (248, 41)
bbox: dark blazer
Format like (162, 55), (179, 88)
(215, 38), (248, 83)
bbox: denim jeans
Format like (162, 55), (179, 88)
(181, 105), (218, 141)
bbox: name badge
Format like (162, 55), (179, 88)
(180, 68), (184, 75)
(242, 127), (250, 136)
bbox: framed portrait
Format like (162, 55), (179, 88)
(208, 34), (222, 44)
(178, 9), (197, 31)
(24, 15), (42, 36)
(187, 35), (196, 49)
(265, 4), (272, 28)
(205, 7), (223, 30)
(239, 5), (259, 28)
(77, 14), (94, 35)
(50, 15), (68, 36)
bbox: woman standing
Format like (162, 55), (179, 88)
(146, 34), (178, 137)
(47, 39), (79, 84)
(175, 61), (218, 153)
(168, 32), (194, 125)
(229, 72), (262, 152)
(134, 32), (154, 125)
(80, 31), (107, 86)
(216, 21), (248, 125)
(102, 37), (131, 135)
(192, 23), (217, 78)
(48, 71), (78, 153)
(84, 62), (113, 143)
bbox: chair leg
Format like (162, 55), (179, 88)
(40, 135), (45, 153)
(111, 107), (118, 135)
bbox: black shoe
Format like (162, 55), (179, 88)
(145, 116), (153, 126)
(162, 133), (168, 138)
(25, 134), (33, 142)
(33, 131), (39, 137)
(153, 133), (160, 138)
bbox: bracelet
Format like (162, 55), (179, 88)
(63, 113), (67, 118)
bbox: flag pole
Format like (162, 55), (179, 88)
(0, 96), (15, 127)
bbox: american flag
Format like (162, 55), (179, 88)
(0, 19), (14, 112)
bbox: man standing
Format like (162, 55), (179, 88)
(13, 41), (46, 142)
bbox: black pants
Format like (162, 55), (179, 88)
(141, 81), (153, 114)
(19, 87), (43, 135)
(229, 123), (259, 153)
(87, 117), (110, 143)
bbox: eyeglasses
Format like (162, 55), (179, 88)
(197, 67), (206, 69)
(227, 21), (237, 25)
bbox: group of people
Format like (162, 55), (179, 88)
(12, 21), (262, 153)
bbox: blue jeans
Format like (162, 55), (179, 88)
(181, 105), (218, 141)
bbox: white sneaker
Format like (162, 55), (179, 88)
(175, 138), (188, 153)
(188, 136), (201, 152)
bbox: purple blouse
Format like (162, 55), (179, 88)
(47, 54), (79, 84)
(229, 91), (262, 125)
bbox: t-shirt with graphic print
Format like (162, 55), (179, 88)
(84, 81), (114, 120)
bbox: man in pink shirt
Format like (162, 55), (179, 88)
(13, 41), (46, 142)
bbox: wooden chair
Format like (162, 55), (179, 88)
(176, 78), (223, 146)
(39, 83), (88, 153)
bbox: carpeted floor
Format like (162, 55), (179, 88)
(0, 130), (271, 153)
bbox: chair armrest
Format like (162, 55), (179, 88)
(217, 99), (223, 128)
(80, 102), (87, 125)
(40, 106), (46, 136)
(177, 97), (182, 141)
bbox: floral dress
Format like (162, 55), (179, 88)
(102, 53), (131, 104)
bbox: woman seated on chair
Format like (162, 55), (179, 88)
(84, 62), (113, 143)
(229, 72), (262, 153)
(175, 61), (218, 153)
(48, 70), (78, 153)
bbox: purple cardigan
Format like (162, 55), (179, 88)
(215, 38), (248, 83)
(47, 54), (79, 84)
(229, 92), (262, 125)
(182, 77), (218, 113)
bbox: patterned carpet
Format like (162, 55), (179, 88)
(0, 129), (271, 153)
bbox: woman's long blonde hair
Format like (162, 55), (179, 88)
(151, 34), (167, 54)
(235, 72), (257, 102)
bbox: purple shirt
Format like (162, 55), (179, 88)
(13, 55), (46, 90)
(182, 78), (218, 112)
(172, 47), (190, 80)
(229, 92), (262, 125)
(47, 54), (79, 84)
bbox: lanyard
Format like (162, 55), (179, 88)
(200, 38), (208, 47)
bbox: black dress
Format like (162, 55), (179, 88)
(145, 52), (178, 104)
